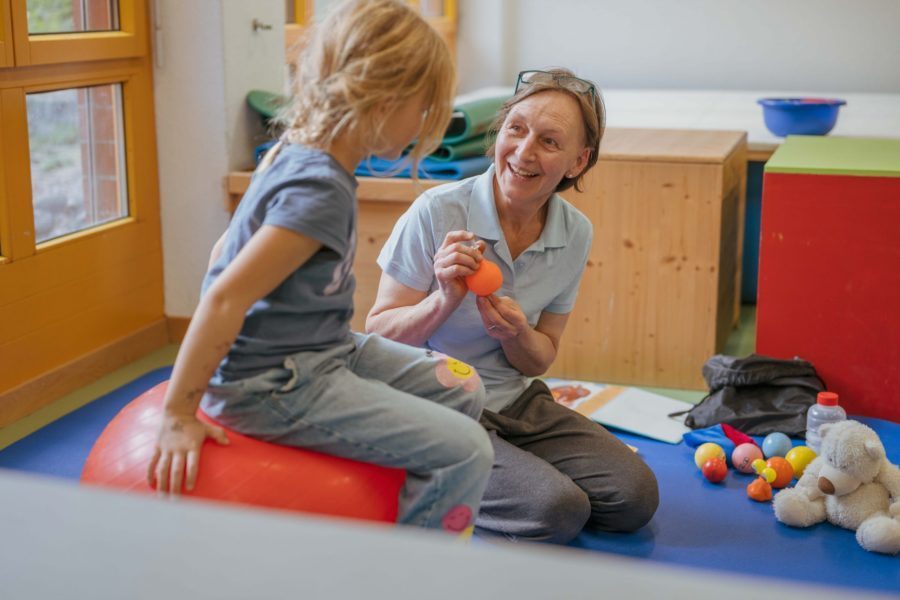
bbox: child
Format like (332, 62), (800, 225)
(147, 0), (494, 536)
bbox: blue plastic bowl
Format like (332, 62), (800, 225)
(757, 97), (846, 137)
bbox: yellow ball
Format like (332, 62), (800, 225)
(752, 458), (767, 473)
(694, 443), (725, 470)
(785, 446), (817, 478)
(761, 467), (777, 484)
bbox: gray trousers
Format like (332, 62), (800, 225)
(475, 380), (659, 544)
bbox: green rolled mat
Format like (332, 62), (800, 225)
(443, 92), (511, 145)
(429, 134), (488, 162)
(247, 89), (288, 124)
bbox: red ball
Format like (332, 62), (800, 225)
(701, 457), (728, 483)
(465, 259), (502, 296)
(81, 381), (405, 522)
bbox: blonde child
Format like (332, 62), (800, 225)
(148, 0), (493, 536)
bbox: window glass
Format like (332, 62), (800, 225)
(27, 0), (120, 34)
(27, 84), (129, 243)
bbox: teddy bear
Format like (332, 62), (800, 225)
(772, 419), (900, 554)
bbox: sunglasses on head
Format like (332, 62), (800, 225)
(515, 70), (596, 100)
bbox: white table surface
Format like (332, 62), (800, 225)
(602, 89), (900, 155)
(0, 469), (892, 600)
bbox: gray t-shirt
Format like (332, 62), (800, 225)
(204, 144), (359, 381)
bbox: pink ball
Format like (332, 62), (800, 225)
(731, 443), (764, 474)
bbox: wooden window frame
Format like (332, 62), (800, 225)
(0, 1), (13, 66)
(9, 0), (147, 67)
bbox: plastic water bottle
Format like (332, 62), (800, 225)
(806, 391), (846, 453)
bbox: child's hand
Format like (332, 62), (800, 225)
(476, 294), (528, 340)
(148, 412), (229, 496)
(434, 230), (483, 302)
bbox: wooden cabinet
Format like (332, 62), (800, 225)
(226, 127), (747, 390)
(551, 128), (746, 390)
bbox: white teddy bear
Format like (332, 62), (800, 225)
(772, 419), (900, 555)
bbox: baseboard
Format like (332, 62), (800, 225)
(166, 316), (190, 343)
(0, 319), (169, 429)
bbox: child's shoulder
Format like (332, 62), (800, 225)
(268, 144), (355, 192)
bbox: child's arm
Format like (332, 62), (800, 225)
(148, 224), (322, 496)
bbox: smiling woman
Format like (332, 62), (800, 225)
(367, 68), (659, 544)
(0, 0), (165, 428)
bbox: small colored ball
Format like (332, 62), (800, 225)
(765, 457), (794, 488)
(701, 457), (728, 483)
(465, 259), (503, 296)
(785, 446), (817, 478)
(761, 467), (777, 484)
(751, 458), (767, 473)
(694, 442), (725, 469)
(731, 443), (764, 474)
(747, 477), (773, 502)
(762, 432), (792, 458)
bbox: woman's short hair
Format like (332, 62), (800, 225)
(486, 68), (605, 193)
(278, 0), (455, 168)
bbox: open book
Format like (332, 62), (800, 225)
(545, 378), (692, 444)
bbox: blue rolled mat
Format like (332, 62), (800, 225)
(355, 155), (492, 180)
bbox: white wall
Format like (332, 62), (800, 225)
(155, 0), (900, 318)
(154, 0), (283, 318)
(457, 0), (900, 93)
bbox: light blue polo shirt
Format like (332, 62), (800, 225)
(377, 164), (593, 411)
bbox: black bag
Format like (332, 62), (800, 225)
(680, 354), (826, 436)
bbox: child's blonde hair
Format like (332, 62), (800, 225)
(277, 0), (455, 172)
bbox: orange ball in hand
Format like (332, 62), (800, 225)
(466, 259), (502, 296)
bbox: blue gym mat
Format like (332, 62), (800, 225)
(1, 368), (896, 593)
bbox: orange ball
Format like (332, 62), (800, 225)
(765, 457), (794, 488)
(747, 477), (773, 502)
(82, 382), (405, 523)
(465, 259), (502, 296)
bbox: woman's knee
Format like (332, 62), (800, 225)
(590, 464), (660, 532)
(530, 483), (591, 544)
(457, 382), (487, 420)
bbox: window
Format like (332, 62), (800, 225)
(0, 0), (163, 426)
(28, 83), (128, 243)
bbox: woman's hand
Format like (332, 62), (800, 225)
(147, 412), (229, 496)
(477, 294), (529, 340)
(434, 230), (484, 303)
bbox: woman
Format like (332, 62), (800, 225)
(366, 68), (659, 543)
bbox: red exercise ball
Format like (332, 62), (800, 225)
(81, 381), (405, 523)
(465, 259), (502, 296)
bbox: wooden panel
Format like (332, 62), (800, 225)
(0, 319), (169, 429)
(353, 200), (415, 331)
(550, 159), (728, 389)
(0, 238), (162, 344)
(0, 269), (164, 388)
(0, 1), (12, 67)
(0, 218), (160, 307)
(0, 88), (35, 260)
(601, 128), (745, 164)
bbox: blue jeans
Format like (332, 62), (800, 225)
(201, 332), (494, 534)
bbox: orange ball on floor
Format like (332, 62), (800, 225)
(465, 259), (502, 296)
